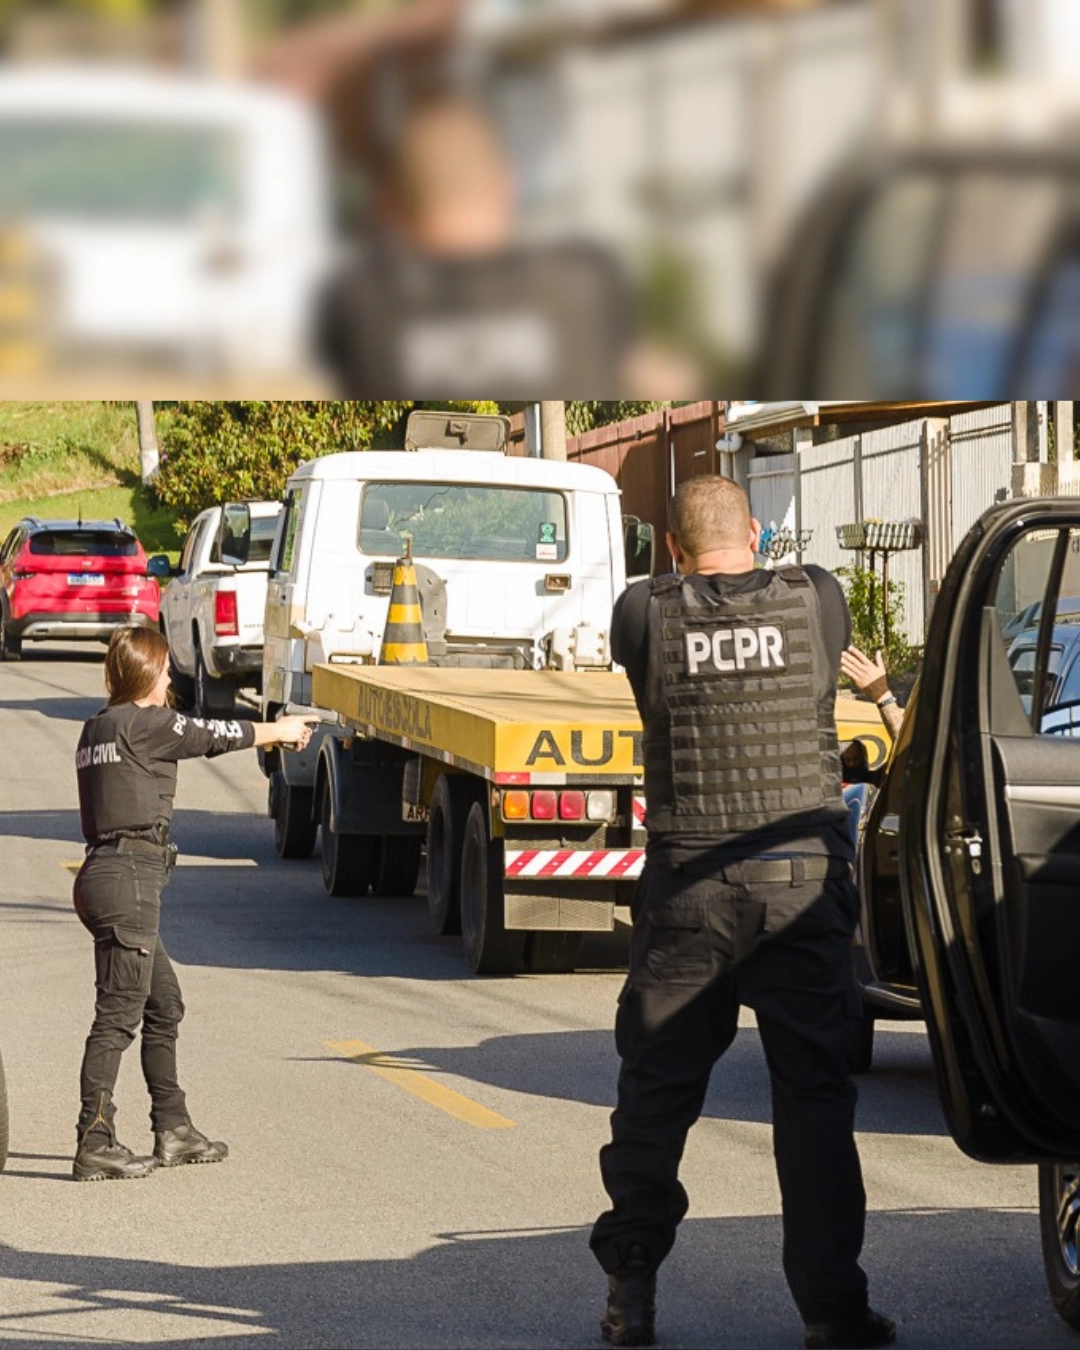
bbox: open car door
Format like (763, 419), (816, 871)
(891, 498), (1080, 1328)
(896, 496), (1080, 1163)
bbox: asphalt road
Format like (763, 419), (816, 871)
(0, 646), (1075, 1349)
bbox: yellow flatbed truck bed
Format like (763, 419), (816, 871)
(312, 664), (890, 782)
(308, 664), (890, 974)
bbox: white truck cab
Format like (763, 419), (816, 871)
(260, 431), (638, 716)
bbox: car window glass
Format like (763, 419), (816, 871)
(179, 523), (201, 576)
(924, 172), (1062, 397)
(277, 490), (303, 574)
(28, 529), (137, 557)
(358, 483), (568, 562)
(0, 529), (18, 564)
(996, 524), (1080, 733)
(818, 171), (942, 397)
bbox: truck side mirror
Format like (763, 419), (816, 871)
(219, 502), (251, 567)
(624, 517), (655, 579)
(147, 554), (174, 580)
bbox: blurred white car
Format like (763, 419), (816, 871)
(0, 66), (333, 380)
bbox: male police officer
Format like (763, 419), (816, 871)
(590, 477), (894, 1349)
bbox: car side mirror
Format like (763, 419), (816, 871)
(147, 554), (174, 580)
(623, 517), (655, 579)
(219, 502), (251, 568)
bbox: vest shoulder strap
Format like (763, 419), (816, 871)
(776, 565), (810, 586)
(649, 574), (682, 596)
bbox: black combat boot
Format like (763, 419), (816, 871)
(804, 1307), (896, 1349)
(73, 1096), (158, 1182)
(600, 1244), (657, 1348)
(154, 1122), (229, 1167)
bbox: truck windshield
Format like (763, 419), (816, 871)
(0, 120), (240, 223)
(358, 483), (568, 563)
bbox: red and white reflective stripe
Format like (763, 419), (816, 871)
(632, 796), (646, 825)
(505, 849), (645, 879)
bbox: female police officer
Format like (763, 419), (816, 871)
(72, 625), (316, 1182)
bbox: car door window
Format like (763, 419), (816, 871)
(997, 525), (1080, 732)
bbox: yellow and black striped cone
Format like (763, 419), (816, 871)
(380, 539), (429, 665)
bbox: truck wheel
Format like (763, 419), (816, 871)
(1040, 1162), (1080, 1330)
(320, 791), (376, 897)
(848, 1010), (875, 1074)
(195, 649), (236, 718)
(373, 837), (422, 897)
(524, 932), (583, 974)
(271, 772), (317, 860)
(0, 1045), (7, 1172)
(168, 659), (195, 711)
(426, 775), (479, 935)
(460, 802), (524, 976)
(0, 607), (22, 661)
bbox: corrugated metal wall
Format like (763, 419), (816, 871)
(747, 453), (796, 538)
(749, 405), (1015, 645)
(860, 422), (926, 640)
(948, 404), (1014, 548)
(799, 441), (858, 575)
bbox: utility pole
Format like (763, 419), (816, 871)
(136, 401), (160, 484)
(539, 401), (567, 461)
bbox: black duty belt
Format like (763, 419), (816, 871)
(677, 856), (851, 884)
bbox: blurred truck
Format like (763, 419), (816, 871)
(0, 66), (332, 383)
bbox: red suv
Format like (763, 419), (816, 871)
(0, 517), (160, 659)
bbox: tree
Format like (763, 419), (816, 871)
(152, 401), (410, 528)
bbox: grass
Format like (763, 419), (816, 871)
(0, 402), (184, 560)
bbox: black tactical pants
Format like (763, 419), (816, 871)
(590, 859), (868, 1325)
(73, 843), (189, 1140)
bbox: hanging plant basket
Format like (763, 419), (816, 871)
(836, 520), (924, 551)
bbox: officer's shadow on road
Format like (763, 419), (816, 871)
(307, 1019), (948, 1140)
(0, 1210), (1062, 1349)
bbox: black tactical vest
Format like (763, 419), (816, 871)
(640, 567), (846, 837)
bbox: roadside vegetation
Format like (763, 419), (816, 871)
(0, 402), (183, 557)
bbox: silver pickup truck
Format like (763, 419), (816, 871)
(150, 500), (281, 717)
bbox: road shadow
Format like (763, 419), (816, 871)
(0, 1210), (1065, 1349)
(1, 696), (103, 723)
(306, 1021), (946, 1137)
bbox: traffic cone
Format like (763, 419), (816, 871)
(379, 538), (429, 665)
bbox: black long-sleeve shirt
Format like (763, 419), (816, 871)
(76, 703), (254, 844)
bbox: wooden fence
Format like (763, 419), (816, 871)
(508, 401), (725, 535)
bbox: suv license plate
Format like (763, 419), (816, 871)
(67, 573), (105, 586)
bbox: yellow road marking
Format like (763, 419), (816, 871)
(325, 1038), (516, 1130)
(60, 861), (82, 874)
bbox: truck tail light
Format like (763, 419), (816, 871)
(214, 591), (239, 637)
(586, 790), (616, 822)
(502, 791), (529, 820)
(558, 791), (586, 820)
(530, 790), (557, 820)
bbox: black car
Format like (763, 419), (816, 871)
(859, 497), (1080, 1333)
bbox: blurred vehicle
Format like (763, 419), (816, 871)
(1000, 595), (1080, 642)
(150, 500), (281, 717)
(0, 67), (332, 382)
(0, 516), (159, 659)
(761, 146), (1080, 397)
(860, 497), (1080, 1331)
(1005, 619), (1080, 716)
